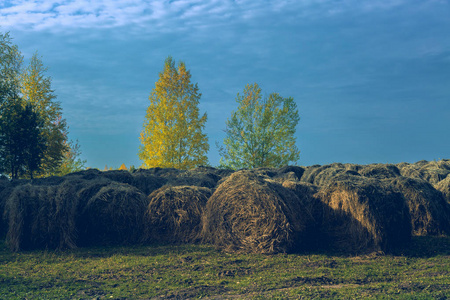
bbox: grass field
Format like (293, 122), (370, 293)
(0, 236), (449, 299)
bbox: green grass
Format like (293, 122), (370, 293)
(0, 237), (449, 299)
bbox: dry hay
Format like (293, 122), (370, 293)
(0, 179), (12, 238)
(3, 177), (149, 251)
(358, 164), (401, 180)
(201, 170), (315, 254)
(314, 179), (411, 253)
(397, 159), (450, 185)
(300, 164), (350, 186)
(389, 177), (450, 236)
(166, 172), (219, 189)
(133, 167), (183, 178)
(435, 175), (450, 203)
(131, 172), (167, 196)
(144, 185), (212, 244)
(64, 168), (103, 180)
(76, 181), (148, 246)
(101, 170), (134, 185)
(301, 164), (363, 186)
(3, 180), (81, 251)
(277, 166), (305, 181)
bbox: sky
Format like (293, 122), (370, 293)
(0, 0), (449, 169)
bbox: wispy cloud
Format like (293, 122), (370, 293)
(0, 0), (420, 33)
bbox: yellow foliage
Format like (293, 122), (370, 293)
(139, 57), (209, 169)
(118, 163), (127, 170)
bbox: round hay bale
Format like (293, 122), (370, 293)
(273, 166), (305, 184)
(359, 164), (401, 180)
(64, 168), (103, 180)
(30, 176), (66, 186)
(77, 182), (148, 246)
(0, 179), (12, 238)
(397, 160), (450, 185)
(4, 181), (80, 251)
(390, 177), (450, 236)
(435, 175), (450, 203)
(131, 172), (167, 196)
(201, 171), (314, 254)
(300, 165), (327, 184)
(166, 172), (218, 189)
(144, 185), (212, 244)
(133, 167), (183, 178)
(4, 184), (43, 251)
(277, 166), (305, 181)
(315, 179), (411, 253)
(101, 170), (134, 185)
(300, 164), (348, 186)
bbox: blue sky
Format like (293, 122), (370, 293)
(1, 0), (449, 169)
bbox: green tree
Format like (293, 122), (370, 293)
(20, 52), (68, 176)
(0, 32), (22, 109)
(51, 139), (86, 176)
(218, 83), (300, 169)
(139, 56), (209, 169)
(0, 100), (46, 179)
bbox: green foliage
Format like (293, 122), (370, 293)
(0, 100), (46, 179)
(0, 32), (22, 106)
(139, 56), (209, 169)
(20, 52), (69, 176)
(51, 139), (86, 176)
(219, 83), (300, 169)
(0, 31), (83, 178)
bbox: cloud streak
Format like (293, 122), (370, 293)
(0, 0), (419, 33)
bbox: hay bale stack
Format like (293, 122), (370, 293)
(435, 175), (450, 203)
(0, 178), (12, 238)
(166, 170), (219, 189)
(64, 168), (103, 180)
(201, 171), (314, 254)
(314, 179), (411, 253)
(274, 166), (305, 183)
(397, 160), (450, 185)
(101, 170), (134, 185)
(77, 182), (148, 246)
(144, 185), (212, 244)
(390, 177), (450, 235)
(300, 165), (328, 184)
(300, 164), (349, 186)
(359, 164), (401, 180)
(4, 180), (80, 251)
(131, 172), (167, 196)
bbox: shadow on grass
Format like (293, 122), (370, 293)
(396, 235), (450, 258)
(1, 236), (449, 259)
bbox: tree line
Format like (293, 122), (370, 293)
(139, 56), (300, 170)
(0, 32), (86, 179)
(1, 30), (300, 177)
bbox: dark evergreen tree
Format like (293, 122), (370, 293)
(0, 100), (46, 179)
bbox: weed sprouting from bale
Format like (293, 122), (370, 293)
(390, 177), (450, 236)
(144, 185), (212, 244)
(77, 182), (149, 247)
(202, 171), (314, 254)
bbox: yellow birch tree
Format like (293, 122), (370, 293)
(139, 56), (209, 169)
(20, 52), (68, 175)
